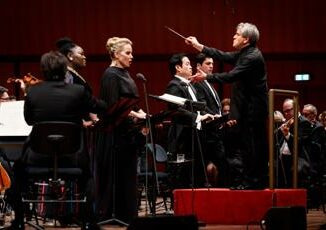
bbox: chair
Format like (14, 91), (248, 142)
(137, 143), (172, 214)
(22, 121), (87, 229)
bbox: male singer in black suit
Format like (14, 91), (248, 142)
(165, 53), (214, 188)
(7, 51), (105, 230)
(186, 22), (268, 189)
(193, 53), (227, 187)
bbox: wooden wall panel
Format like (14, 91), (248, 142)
(1, 0), (325, 55)
(1, 0), (326, 114)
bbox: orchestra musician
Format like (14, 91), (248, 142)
(6, 73), (41, 98)
(6, 51), (105, 230)
(277, 98), (315, 188)
(0, 86), (10, 102)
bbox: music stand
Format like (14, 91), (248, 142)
(150, 93), (210, 188)
(149, 94), (206, 111)
(134, 110), (176, 215)
(138, 78), (180, 216)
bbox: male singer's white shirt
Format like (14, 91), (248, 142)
(175, 75), (201, 129)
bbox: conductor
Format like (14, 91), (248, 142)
(186, 22), (269, 190)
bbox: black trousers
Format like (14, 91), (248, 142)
(227, 120), (268, 188)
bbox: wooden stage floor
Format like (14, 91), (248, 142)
(2, 195), (325, 229)
(15, 209), (325, 229)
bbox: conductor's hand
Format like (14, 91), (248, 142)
(189, 69), (207, 83)
(185, 36), (204, 51)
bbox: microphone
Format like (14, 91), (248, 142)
(136, 73), (147, 82)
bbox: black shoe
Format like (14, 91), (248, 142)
(82, 222), (100, 230)
(230, 184), (246, 190)
(243, 183), (266, 190)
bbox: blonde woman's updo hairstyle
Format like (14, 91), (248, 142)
(106, 37), (132, 59)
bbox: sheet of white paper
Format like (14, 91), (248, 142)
(158, 93), (187, 106)
(0, 100), (32, 136)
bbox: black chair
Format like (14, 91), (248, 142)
(137, 143), (172, 215)
(22, 121), (87, 229)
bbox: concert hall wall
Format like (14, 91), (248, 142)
(0, 0), (325, 113)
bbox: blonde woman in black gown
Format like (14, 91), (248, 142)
(95, 37), (147, 225)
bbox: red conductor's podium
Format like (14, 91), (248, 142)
(173, 188), (306, 225)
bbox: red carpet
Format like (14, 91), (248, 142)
(173, 188), (306, 225)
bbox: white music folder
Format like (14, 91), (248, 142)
(0, 100), (32, 136)
(150, 93), (187, 106)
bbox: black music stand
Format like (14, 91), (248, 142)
(135, 110), (176, 215)
(150, 93), (210, 188)
(137, 76), (182, 216)
(149, 94), (206, 111)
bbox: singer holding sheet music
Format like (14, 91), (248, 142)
(165, 53), (214, 188)
(186, 22), (268, 190)
(94, 37), (147, 224)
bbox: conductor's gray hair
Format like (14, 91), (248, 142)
(237, 22), (260, 45)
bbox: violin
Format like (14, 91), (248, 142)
(274, 117), (294, 134)
(284, 117), (295, 127)
(7, 73), (42, 86)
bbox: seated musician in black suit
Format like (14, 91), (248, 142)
(6, 51), (106, 230)
(277, 98), (314, 188)
(0, 86), (10, 102)
(302, 104), (326, 177)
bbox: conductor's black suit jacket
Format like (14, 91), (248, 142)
(203, 45), (268, 123)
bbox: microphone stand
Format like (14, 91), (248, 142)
(139, 76), (160, 216)
(97, 132), (129, 227)
(183, 85), (209, 213)
(182, 85), (208, 228)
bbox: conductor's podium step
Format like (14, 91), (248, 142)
(173, 188), (306, 225)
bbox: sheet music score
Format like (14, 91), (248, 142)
(157, 93), (187, 106)
(0, 100), (32, 136)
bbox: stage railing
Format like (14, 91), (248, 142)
(268, 89), (299, 188)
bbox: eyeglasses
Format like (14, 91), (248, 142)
(302, 112), (312, 117)
(283, 108), (293, 113)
